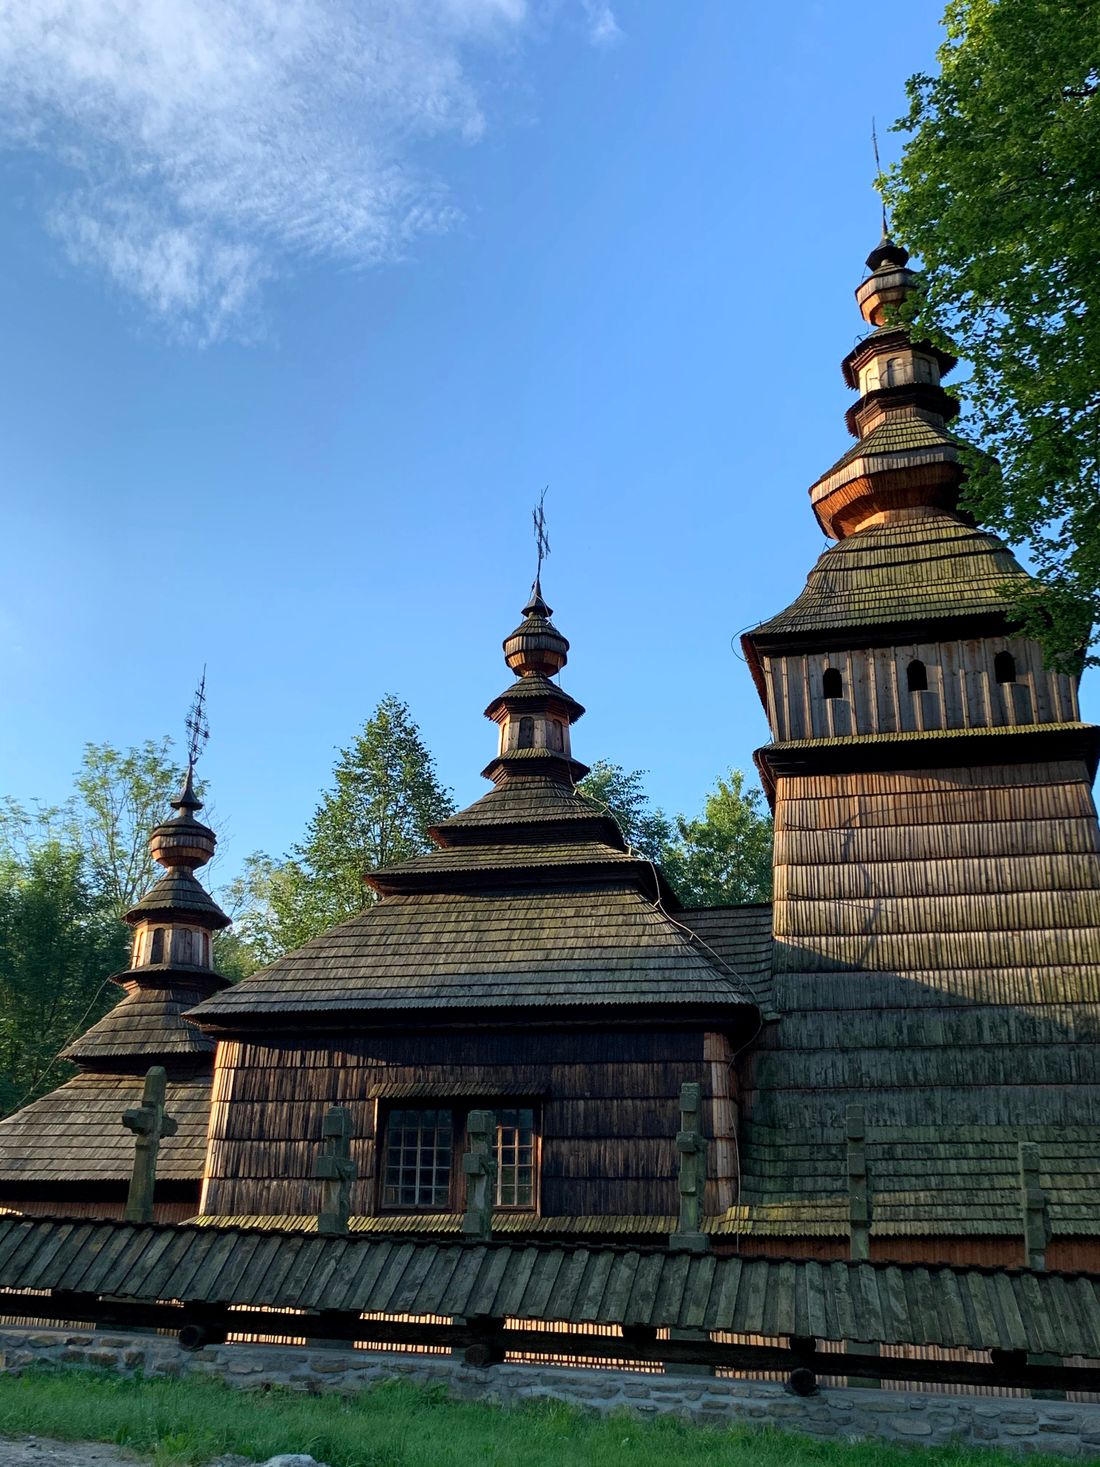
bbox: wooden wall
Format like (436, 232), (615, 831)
(764, 635), (1079, 742)
(201, 1027), (721, 1220)
(738, 757), (1100, 1241)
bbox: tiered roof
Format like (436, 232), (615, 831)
(0, 769), (229, 1192)
(193, 588), (757, 1029)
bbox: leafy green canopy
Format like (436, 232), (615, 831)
(884, 0), (1100, 666)
(579, 761), (773, 907)
(0, 739), (191, 1109)
(230, 696), (456, 964)
(0, 843), (127, 1113)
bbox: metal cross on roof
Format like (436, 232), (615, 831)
(871, 118), (889, 237)
(185, 666), (210, 772)
(532, 486), (551, 584)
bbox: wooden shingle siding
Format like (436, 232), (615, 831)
(737, 756), (1100, 1240)
(200, 1030), (715, 1220)
(1, 1213), (1098, 1359)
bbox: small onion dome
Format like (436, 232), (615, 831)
(503, 580), (570, 677)
(148, 765), (216, 872)
(866, 234), (910, 272)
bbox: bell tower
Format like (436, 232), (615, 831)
(737, 236), (1100, 1268)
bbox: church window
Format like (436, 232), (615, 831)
(382, 1108), (453, 1209)
(380, 1104), (538, 1213)
(995, 651), (1017, 685)
(150, 928), (165, 963)
(495, 1107), (536, 1208)
(883, 356), (905, 387)
(517, 716), (535, 749)
(906, 659), (928, 692)
(547, 719), (564, 752)
(822, 667), (843, 700)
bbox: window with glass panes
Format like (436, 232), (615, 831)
(382, 1108), (453, 1208)
(494, 1107), (536, 1208)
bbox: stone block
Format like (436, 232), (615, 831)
(887, 1417), (933, 1437)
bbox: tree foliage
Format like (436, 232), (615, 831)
(0, 738), (201, 1109)
(579, 762), (773, 905)
(0, 842), (128, 1111)
(1, 740), (187, 921)
(884, 0), (1100, 666)
(577, 761), (673, 862)
(233, 697), (455, 963)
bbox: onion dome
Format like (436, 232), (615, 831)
(502, 581), (570, 677)
(808, 235), (966, 540)
(482, 582), (588, 787)
(123, 766), (230, 956)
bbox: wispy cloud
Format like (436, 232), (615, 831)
(0, 0), (616, 343)
(580, 1), (622, 46)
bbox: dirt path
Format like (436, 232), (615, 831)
(0, 1442), (153, 1466)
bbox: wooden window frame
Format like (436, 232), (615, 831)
(375, 1102), (540, 1216)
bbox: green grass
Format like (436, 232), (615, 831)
(0, 1371), (1088, 1467)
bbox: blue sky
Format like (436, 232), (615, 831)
(2, 1), (1090, 882)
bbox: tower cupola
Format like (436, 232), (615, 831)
(123, 765), (229, 974)
(482, 580), (588, 787)
(810, 234), (965, 540)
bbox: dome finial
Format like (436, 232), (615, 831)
(171, 760), (203, 815)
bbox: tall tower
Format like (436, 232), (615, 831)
(738, 236), (1100, 1267)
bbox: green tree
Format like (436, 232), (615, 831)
(235, 698), (455, 961)
(663, 770), (773, 907)
(884, 0), (1100, 665)
(577, 760), (673, 862)
(1, 740), (187, 921)
(0, 842), (128, 1111)
(580, 762), (773, 906)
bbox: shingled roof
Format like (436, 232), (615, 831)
(191, 831), (755, 1022)
(749, 509), (1032, 642)
(192, 590), (757, 1029)
(0, 770), (228, 1198)
(0, 1073), (210, 1184)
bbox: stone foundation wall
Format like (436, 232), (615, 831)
(3, 1327), (1100, 1459)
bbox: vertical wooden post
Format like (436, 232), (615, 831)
(315, 1106), (357, 1236)
(846, 1105), (879, 1387)
(462, 1110), (496, 1241)
(121, 1066), (178, 1224)
(670, 1082), (708, 1255)
(1019, 1142), (1048, 1272)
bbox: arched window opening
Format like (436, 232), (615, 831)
(203, 932), (212, 966)
(822, 667), (843, 700)
(906, 659), (928, 692)
(517, 716), (535, 749)
(883, 356), (905, 387)
(150, 928), (165, 963)
(547, 719), (564, 752)
(995, 651), (1017, 685)
(915, 355), (934, 384)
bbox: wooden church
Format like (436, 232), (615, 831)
(0, 235), (1096, 1271)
